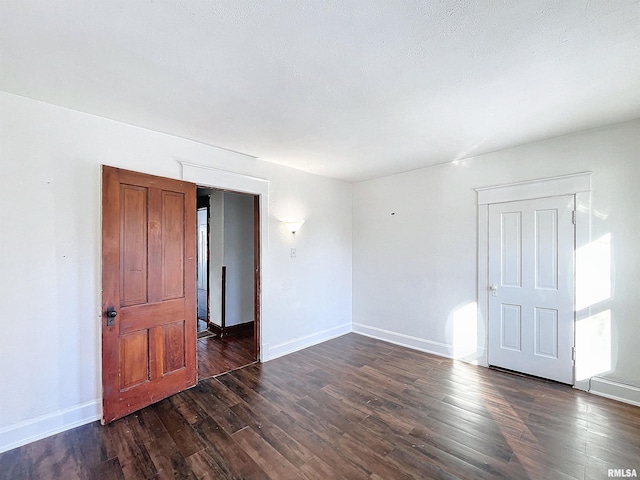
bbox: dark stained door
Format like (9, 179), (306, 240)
(101, 166), (197, 423)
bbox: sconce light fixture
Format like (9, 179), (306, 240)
(284, 220), (305, 234)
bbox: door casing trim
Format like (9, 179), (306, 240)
(181, 162), (269, 362)
(476, 172), (592, 390)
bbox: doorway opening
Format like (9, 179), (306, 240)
(196, 187), (259, 379)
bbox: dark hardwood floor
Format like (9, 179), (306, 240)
(1, 333), (639, 479)
(197, 329), (256, 379)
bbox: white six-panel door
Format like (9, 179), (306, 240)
(488, 195), (575, 384)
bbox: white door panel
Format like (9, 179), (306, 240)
(501, 304), (522, 351)
(488, 195), (575, 384)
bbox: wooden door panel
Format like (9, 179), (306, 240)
(163, 321), (186, 373)
(120, 184), (149, 306)
(118, 298), (185, 332)
(161, 190), (185, 300)
(102, 165), (196, 424)
(120, 331), (149, 389)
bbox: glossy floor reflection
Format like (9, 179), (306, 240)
(197, 329), (256, 379)
(1, 333), (638, 479)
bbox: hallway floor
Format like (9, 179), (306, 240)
(197, 329), (256, 379)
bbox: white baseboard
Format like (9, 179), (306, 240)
(0, 400), (101, 454)
(589, 377), (640, 407)
(352, 323), (454, 359)
(264, 322), (352, 361)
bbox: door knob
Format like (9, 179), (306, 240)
(106, 307), (118, 326)
(489, 285), (498, 296)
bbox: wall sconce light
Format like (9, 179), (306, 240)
(284, 220), (305, 234)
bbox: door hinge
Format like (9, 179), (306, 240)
(572, 211), (576, 225)
(572, 347), (576, 361)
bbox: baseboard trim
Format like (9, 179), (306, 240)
(0, 400), (101, 454)
(264, 323), (352, 361)
(589, 377), (640, 407)
(208, 321), (254, 337)
(352, 323), (453, 359)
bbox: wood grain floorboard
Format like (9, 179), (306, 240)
(2, 333), (639, 479)
(197, 330), (256, 379)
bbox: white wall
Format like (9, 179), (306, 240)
(0, 91), (353, 452)
(353, 119), (640, 391)
(208, 190), (224, 327)
(222, 192), (255, 327)
(197, 208), (208, 319)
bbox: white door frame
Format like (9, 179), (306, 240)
(180, 162), (269, 362)
(476, 172), (592, 390)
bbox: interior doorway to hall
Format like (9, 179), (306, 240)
(196, 187), (258, 379)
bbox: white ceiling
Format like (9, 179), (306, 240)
(1, 1), (639, 182)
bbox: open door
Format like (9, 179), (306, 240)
(101, 166), (197, 423)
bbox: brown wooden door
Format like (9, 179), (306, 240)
(101, 166), (197, 424)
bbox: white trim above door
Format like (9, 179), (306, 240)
(476, 171), (592, 205)
(476, 172), (592, 390)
